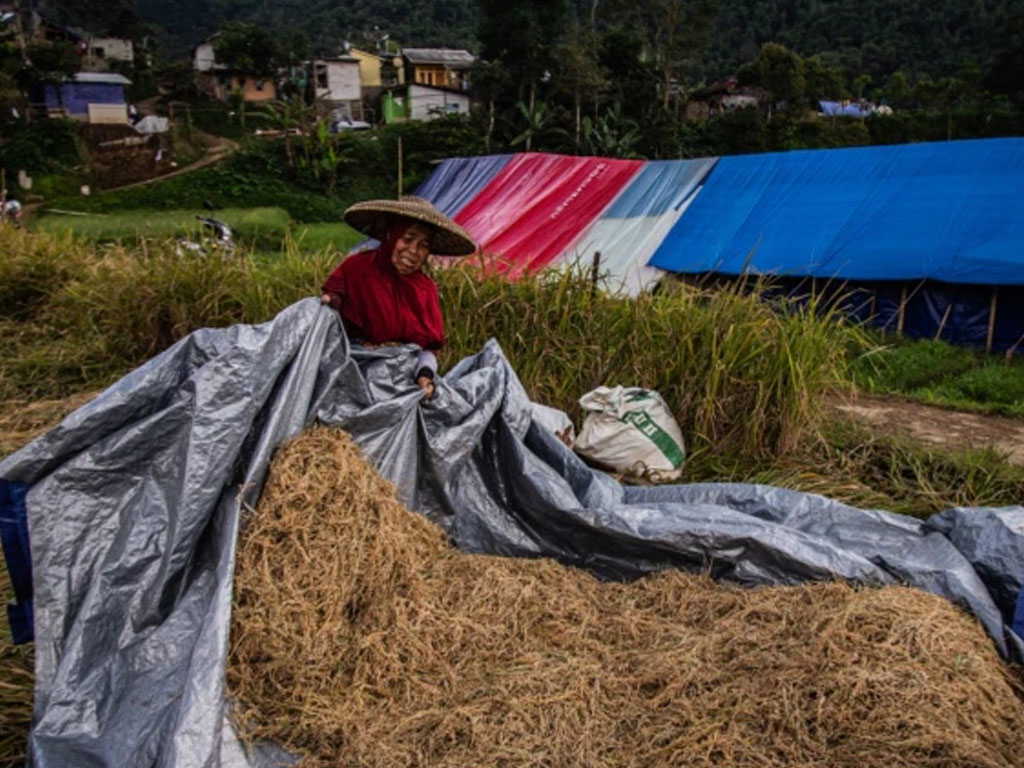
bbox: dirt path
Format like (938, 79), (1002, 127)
(830, 392), (1024, 466)
(107, 131), (239, 192)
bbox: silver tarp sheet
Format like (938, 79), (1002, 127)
(2, 298), (1022, 767)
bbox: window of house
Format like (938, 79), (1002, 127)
(92, 47), (105, 58)
(315, 64), (328, 90)
(255, 79), (264, 91)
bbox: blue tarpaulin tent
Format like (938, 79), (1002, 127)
(649, 138), (1024, 349)
(413, 154), (513, 217)
(552, 158), (717, 295)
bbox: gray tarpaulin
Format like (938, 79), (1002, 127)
(2, 298), (1022, 767)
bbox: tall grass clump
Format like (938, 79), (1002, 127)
(0, 227), (334, 397)
(47, 238), (339, 365)
(3, 226), (859, 460)
(437, 265), (860, 459)
(0, 227), (88, 320)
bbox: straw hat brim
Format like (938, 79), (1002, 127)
(344, 197), (477, 256)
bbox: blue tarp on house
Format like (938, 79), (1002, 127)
(42, 83), (125, 115)
(649, 138), (1024, 286)
(40, 73), (129, 116)
(819, 100), (875, 117)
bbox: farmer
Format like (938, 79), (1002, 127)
(320, 196), (476, 399)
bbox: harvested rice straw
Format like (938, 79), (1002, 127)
(228, 426), (1024, 768)
(0, 391), (97, 459)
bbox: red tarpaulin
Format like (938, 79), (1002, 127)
(453, 153), (643, 277)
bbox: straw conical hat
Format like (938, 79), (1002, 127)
(343, 196), (477, 256)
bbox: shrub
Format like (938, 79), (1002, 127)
(0, 118), (83, 175)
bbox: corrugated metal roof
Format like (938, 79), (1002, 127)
(73, 71), (132, 85)
(402, 48), (474, 67)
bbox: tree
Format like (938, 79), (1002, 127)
(260, 95), (312, 170)
(606, 0), (718, 111)
(553, 19), (605, 150)
(581, 104), (642, 157)
(478, 0), (569, 114)
(803, 55), (847, 103)
(509, 101), (567, 152)
(880, 71), (912, 107)
(15, 40), (79, 112)
(738, 42), (806, 119)
(214, 21), (280, 75)
(596, 28), (658, 124)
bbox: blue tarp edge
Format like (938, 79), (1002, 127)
(1, 478), (34, 644)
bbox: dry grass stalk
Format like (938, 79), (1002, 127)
(0, 392), (97, 459)
(228, 426), (1024, 768)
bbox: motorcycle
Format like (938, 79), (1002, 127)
(176, 201), (235, 258)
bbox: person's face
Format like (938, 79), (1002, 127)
(390, 222), (433, 275)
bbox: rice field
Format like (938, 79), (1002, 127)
(1, 224), (1023, 767)
(30, 206), (364, 254)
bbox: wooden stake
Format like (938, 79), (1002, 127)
(590, 251), (602, 299)
(1005, 330), (1023, 362)
(934, 303), (952, 341)
(397, 136), (403, 198)
(897, 283), (907, 337)
(986, 288), (998, 354)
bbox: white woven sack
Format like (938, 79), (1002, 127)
(574, 386), (686, 480)
(530, 402), (576, 447)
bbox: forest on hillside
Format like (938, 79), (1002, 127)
(40, 0), (1024, 86)
(15, 0), (1023, 163)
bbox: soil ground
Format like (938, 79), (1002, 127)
(830, 392), (1024, 466)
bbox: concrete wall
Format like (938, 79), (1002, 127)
(87, 103), (129, 124)
(84, 37), (133, 70)
(314, 60), (360, 102)
(194, 42), (216, 72)
(408, 84), (469, 121)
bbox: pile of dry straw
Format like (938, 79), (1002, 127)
(228, 426), (1024, 768)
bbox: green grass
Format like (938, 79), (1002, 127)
(33, 207), (293, 248)
(290, 222), (365, 254)
(853, 336), (1024, 417)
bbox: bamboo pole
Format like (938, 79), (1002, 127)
(986, 288), (998, 354)
(897, 283), (907, 337)
(397, 136), (403, 198)
(934, 303), (953, 341)
(1005, 330), (1023, 362)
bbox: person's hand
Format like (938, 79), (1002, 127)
(320, 293), (331, 305)
(417, 375), (435, 399)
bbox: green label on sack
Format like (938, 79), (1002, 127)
(620, 410), (685, 467)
